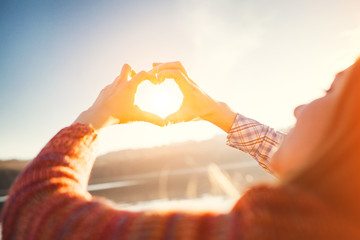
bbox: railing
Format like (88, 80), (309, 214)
(0, 161), (258, 203)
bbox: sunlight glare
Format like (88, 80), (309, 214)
(135, 79), (183, 119)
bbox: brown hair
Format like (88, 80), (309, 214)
(289, 57), (360, 218)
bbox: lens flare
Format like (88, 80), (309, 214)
(135, 79), (183, 119)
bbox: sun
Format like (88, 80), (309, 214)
(135, 79), (183, 119)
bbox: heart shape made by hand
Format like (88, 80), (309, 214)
(135, 79), (183, 119)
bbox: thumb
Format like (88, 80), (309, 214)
(134, 106), (165, 127)
(165, 110), (187, 125)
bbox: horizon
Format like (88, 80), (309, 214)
(0, 133), (231, 161)
(1, 0), (360, 159)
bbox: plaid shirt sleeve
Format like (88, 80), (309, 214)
(226, 113), (286, 174)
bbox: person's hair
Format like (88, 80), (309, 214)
(289, 57), (360, 217)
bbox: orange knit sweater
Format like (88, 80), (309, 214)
(2, 124), (359, 239)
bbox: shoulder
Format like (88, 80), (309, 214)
(232, 184), (329, 218)
(230, 184), (343, 239)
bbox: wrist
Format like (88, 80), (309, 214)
(74, 108), (116, 131)
(205, 102), (237, 133)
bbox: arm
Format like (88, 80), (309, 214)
(1, 64), (244, 239)
(1, 123), (242, 239)
(154, 61), (285, 173)
(227, 114), (286, 173)
(150, 62), (236, 132)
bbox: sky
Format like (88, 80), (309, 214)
(0, 0), (360, 160)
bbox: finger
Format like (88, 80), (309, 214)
(152, 62), (163, 68)
(150, 63), (163, 78)
(152, 61), (197, 85)
(130, 69), (136, 78)
(165, 110), (201, 125)
(128, 71), (157, 89)
(113, 64), (132, 85)
(134, 106), (165, 127)
(164, 110), (187, 125)
(148, 63), (162, 84)
(155, 61), (189, 78)
(148, 65), (160, 84)
(157, 69), (191, 93)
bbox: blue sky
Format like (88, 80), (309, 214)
(1, 0), (360, 159)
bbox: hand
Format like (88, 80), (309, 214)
(75, 64), (165, 130)
(153, 61), (237, 132)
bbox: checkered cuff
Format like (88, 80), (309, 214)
(227, 114), (285, 173)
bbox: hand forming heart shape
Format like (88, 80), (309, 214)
(135, 61), (220, 126)
(76, 62), (223, 130)
(135, 78), (183, 119)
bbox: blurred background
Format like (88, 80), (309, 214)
(1, 0), (360, 221)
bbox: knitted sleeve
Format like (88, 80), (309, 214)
(1, 124), (243, 240)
